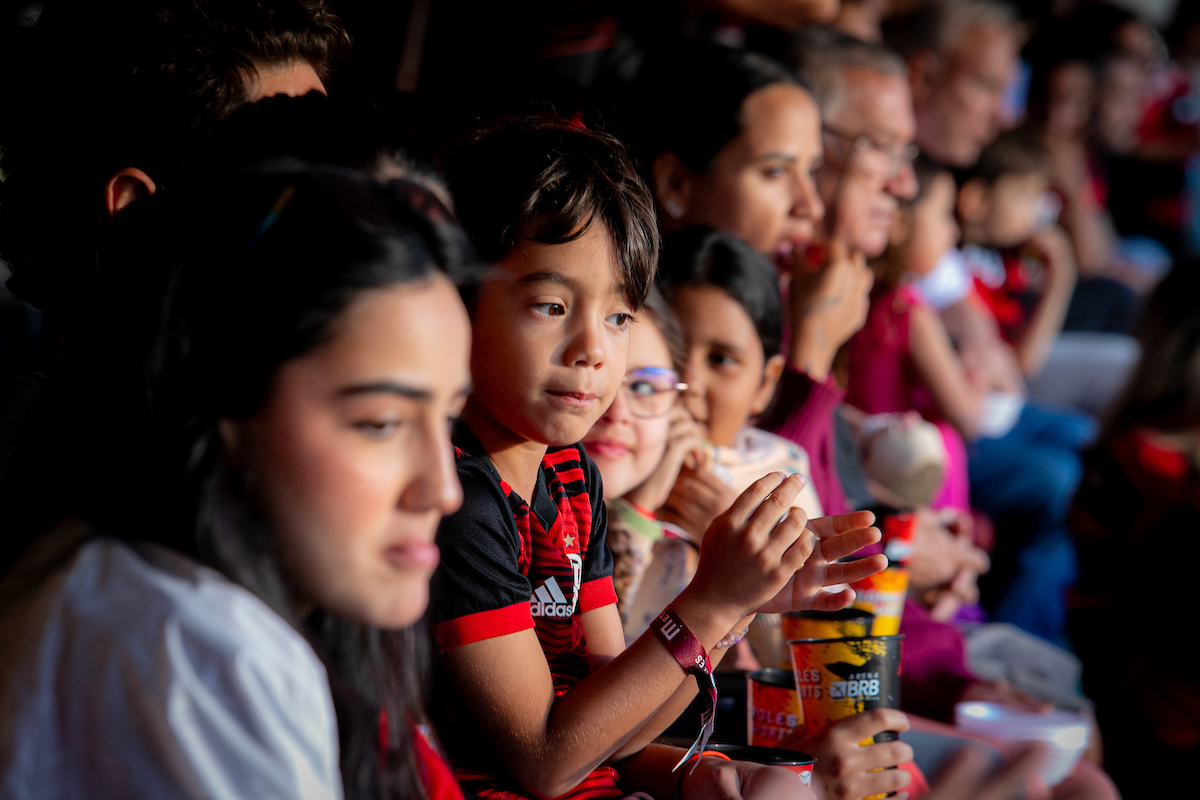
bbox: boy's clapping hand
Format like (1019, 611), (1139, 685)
(755, 510), (885, 614)
(684, 472), (817, 619)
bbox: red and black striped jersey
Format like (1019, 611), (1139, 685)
(429, 425), (620, 800)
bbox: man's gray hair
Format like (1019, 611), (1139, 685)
(883, 0), (1019, 60)
(785, 26), (908, 118)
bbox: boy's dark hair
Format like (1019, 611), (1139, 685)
(0, 0), (351, 311)
(962, 127), (1047, 186)
(445, 113), (658, 309)
(657, 227), (783, 359)
(631, 40), (801, 176)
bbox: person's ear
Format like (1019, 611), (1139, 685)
(956, 179), (990, 227)
(752, 353), (787, 416)
(651, 153), (696, 226)
(104, 167), (157, 220)
(906, 50), (940, 103)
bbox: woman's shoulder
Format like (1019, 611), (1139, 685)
(1, 537), (340, 799)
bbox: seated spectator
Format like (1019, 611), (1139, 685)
(0, 165), (475, 799)
(431, 114), (883, 800)
(0, 0), (348, 568)
(1072, 262), (1200, 797)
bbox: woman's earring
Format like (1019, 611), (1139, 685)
(665, 200), (684, 220)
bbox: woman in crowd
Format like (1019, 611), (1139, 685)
(0, 165), (477, 799)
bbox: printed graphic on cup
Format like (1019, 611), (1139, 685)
(780, 609), (876, 668)
(848, 566), (909, 636)
(788, 635), (904, 742)
(747, 669), (804, 748)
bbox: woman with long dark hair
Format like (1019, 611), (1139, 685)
(0, 165), (479, 799)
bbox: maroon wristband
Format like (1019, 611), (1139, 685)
(653, 608), (718, 771)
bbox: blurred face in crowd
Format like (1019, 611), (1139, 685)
(657, 83), (825, 266)
(583, 317), (679, 498)
(904, 171), (960, 276)
(1095, 55), (1146, 155)
(466, 223), (633, 450)
(246, 59), (327, 101)
(959, 171), (1050, 248)
(816, 67), (918, 258)
(226, 276), (471, 629)
(1043, 61), (1095, 142)
(673, 286), (783, 449)
(911, 22), (1019, 167)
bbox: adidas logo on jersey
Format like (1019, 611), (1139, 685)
(530, 576), (577, 617)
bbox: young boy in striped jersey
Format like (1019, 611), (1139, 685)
(428, 115), (886, 800)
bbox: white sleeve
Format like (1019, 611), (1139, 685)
(5, 540), (344, 800)
(916, 248), (972, 310)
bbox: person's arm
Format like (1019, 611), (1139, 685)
(909, 302), (986, 440)
(436, 474), (816, 799)
(1013, 227), (1077, 377)
(939, 296), (1025, 395)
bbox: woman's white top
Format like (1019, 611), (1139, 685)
(0, 531), (342, 800)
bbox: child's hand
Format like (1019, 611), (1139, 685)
(783, 709), (913, 800)
(680, 757), (817, 800)
(907, 507), (990, 596)
(684, 473), (816, 619)
(625, 406), (706, 514)
(922, 744), (1045, 800)
(1025, 226), (1077, 288)
(755, 510), (885, 614)
(658, 462), (738, 542)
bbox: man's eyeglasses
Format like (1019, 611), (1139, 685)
(821, 124), (919, 179)
(621, 367), (688, 419)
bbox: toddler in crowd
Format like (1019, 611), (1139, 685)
(429, 115), (883, 800)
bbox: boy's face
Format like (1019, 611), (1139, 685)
(469, 222), (634, 447)
(982, 172), (1050, 248)
(672, 285), (783, 449)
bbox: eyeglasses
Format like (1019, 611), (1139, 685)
(821, 124), (919, 179)
(621, 367), (688, 419)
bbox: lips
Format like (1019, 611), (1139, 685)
(584, 439), (631, 459)
(546, 390), (598, 408)
(383, 540), (440, 571)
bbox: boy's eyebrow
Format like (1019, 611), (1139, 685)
(518, 271), (582, 292)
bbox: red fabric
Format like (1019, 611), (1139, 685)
(577, 577), (618, 613)
(414, 725), (466, 800)
(432, 602), (534, 651)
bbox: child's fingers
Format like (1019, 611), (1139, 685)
(725, 472), (788, 528)
(808, 510), (877, 538)
(818, 526), (883, 564)
(823, 552), (888, 586)
(810, 587), (856, 612)
(775, 524), (815, 572)
(743, 474), (805, 539)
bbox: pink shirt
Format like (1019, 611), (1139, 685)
(845, 284), (970, 512)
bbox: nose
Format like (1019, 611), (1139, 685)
(402, 420), (464, 515)
(886, 160), (918, 201)
(562, 314), (606, 368)
(792, 170), (826, 226)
